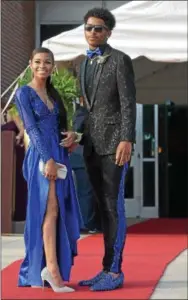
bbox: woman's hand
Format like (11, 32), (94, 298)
(44, 159), (58, 181)
(60, 131), (77, 148)
(15, 131), (24, 147)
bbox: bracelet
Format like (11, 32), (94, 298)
(75, 132), (83, 143)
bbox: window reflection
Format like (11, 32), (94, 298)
(124, 166), (133, 199)
(143, 105), (155, 158)
(143, 162), (155, 206)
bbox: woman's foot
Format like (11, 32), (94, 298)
(47, 267), (64, 287)
(41, 267), (75, 293)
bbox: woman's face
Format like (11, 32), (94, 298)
(30, 52), (54, 80)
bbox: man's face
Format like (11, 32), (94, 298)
(84, 17), (111, 49)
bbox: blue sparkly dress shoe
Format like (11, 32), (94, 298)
(78, 271), (105, 286)
(90, 272), (124, 291)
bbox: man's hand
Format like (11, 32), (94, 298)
(115, 141), (132, 166)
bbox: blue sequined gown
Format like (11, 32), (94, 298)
(15, 85), (82, 287)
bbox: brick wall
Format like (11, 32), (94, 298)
(1, 0), (35, 102)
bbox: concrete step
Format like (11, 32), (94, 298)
(12, 221), (25, 234)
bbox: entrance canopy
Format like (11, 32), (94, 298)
(42, 1), (187, 105)
(42, 1), (187, 62)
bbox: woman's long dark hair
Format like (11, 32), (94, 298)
(30, 47), (68, 134)
(46, 76), (68, 133)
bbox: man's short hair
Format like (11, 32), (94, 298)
(84, 7), (116, 31)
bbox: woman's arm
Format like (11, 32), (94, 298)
(15, 86), (52, 163)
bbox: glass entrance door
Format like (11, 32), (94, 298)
(140, 104), (159, 218)
(125, 104), (159, 218)
(125, 104), (142, 217)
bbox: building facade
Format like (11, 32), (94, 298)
(1, 0), (35, 99)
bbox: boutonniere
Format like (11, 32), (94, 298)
(97, 54), (111, 65)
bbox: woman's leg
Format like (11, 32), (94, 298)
(42, 180), (63, 287)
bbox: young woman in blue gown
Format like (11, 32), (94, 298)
(15, 47), (83, 293)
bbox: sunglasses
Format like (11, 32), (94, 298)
(84, 24), (108, 33)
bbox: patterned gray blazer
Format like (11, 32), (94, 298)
(79, 44), (136, 156)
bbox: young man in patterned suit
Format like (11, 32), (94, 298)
(65, 7), (136, 291)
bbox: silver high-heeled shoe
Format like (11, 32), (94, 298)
(41, 267), (75, 293)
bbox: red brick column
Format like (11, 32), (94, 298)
(1, 0), (36, 97)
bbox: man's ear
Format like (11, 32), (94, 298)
(107, 31), (112, 38)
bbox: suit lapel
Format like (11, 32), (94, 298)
(80, 58), (91, 110)
(90, 44), (112, 109)
(90, 63), (103, 108)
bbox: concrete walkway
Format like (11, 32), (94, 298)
(2, 236), (188, 299)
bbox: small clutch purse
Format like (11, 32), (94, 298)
(39, 160), (68, 179)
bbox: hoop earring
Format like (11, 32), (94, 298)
(50, 66), (58, 83)
(29, 67), (34, 78)
(54, 65), (59, 75)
